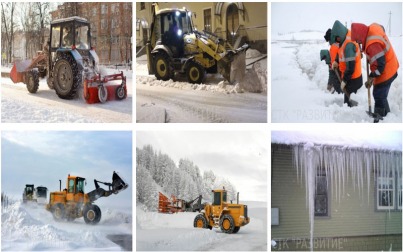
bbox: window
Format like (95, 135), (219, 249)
(68, 179), (75, 193)
(204, 9), (212, 32)
(223, 191), (227, 203)
(212, 192), (221, 205)
(101, 4), (107, 15)
(140, 2), (145, 10)
(51, 26), (61, 48)
(377, 177), (395, 210)
(315, 174), (328, 216)
(398, 177), (402, 210)
(76, 179), (85, 194)
(101, 19), (108, 30)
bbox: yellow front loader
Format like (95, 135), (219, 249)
(193, 188), (250, 234)
(146, 4), (249, 84)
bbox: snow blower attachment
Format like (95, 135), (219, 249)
(9, 16), (127, 104)
(46, 171), (128, 224)
(146, 4), (249, 85)
(158, 192), (204, 213)
(193, 188), (249, 234)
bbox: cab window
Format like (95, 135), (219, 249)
(68, 179), (75, 193)
(212, 192), (221, 205)
(76, 179), (85, 193)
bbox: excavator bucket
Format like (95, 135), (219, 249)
(111, 171), (128, 194)
(218, 44), (249, 84)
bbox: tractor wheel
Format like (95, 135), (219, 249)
(220, 214), (235, 234)
(53, 53), (81, 99)
(47, 77), (54, 90)
(233, 226), (240, 233)
(83, 204), (102, 224)
(98, 85), (108, 103)
(193, 214), (208, 229)
(115, 85), (126, 100)
(52, 203), (65, 221)
(186, 60), (205, 84)
(154, 54), (171, 81)
(26, 70), (39, 93)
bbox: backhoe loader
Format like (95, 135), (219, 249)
(46, 171), (128, 224)
(193, 188), (249, 234)
(146, 4), (248, 84)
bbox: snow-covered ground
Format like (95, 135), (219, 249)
(1, 66), (132, 123)
(272, 31), (402, 123)
(2, 201), (132, 251)
(136, 51), (267, 123)
(136, 201), (267, 251)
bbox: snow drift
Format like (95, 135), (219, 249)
(1, 202), (132, 251)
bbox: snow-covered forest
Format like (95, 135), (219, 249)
(136, 145), (237, 211)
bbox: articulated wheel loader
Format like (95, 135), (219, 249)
(10, 16), (127, 104)
(23, 185), (48, 204)
(193, 188), (249, 234)
(146, 4), (249, 84)
(46, 171), (128, 224)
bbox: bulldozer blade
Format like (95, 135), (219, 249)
(112, 171), (128, 194)
(218, 44), (249, 84)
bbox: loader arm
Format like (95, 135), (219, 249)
(87, 171), (128, 202)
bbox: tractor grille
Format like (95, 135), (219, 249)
(244, 205), (248, 219)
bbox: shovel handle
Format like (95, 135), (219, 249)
(366, 59), (372, 113)
(333, 67), (350, 100)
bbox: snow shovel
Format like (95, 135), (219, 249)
(333, 67), (357, 107)
(365, 60), (383, 121)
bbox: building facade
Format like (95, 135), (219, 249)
(51, 2), (132, 64)
(271, 143), (402, 251)
(136, 2), (267, 54)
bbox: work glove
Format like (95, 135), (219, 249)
(365, 77), (374, 89)
(369, 71), (380, 78)
(332, 61), (339, 70)
(340, 81), (346, 91)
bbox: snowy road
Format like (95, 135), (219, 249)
(271, 31), (402, 123)
(2, 202), (132, 251)
(137, 79), (267, 123)
(1, 68), (132, 123)
(136, 201), (267, 251)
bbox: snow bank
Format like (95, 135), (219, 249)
(272, 31), (402, 122)
(246, 49), (262, 59)
(1, 202), (129, 251)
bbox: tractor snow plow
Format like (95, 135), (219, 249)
(9, 16), (127, 104)
(146, 4), (249, 84)
(158, 192), (204, 213)
(46, 171), (128, 224)
(194, 188), (249, 234)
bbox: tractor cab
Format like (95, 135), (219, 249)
(151, 8), (193, 58)
(36, 186), (48, 198)
(25, 184), (34, 198)
(66, 175), (87, 203)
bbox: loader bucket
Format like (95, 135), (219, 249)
(218, 44), (249, 84)
(10, 60), (32, 83)
(112, 171), (128, 194)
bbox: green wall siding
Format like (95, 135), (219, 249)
(271, 144), (402, 239)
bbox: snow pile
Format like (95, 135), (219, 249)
(1, 202), (129, 250)
(272, 31), (402, 122)
(246, 49), (262, 59)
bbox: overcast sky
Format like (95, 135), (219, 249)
(272, 2), (402, 37)
(136, 131), (268, 202)
(1, 131), (132, 211)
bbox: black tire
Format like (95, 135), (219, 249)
(193, 213), (208, 229)
(115, 85), (126, 100)
(47, 77), (54, 90)
(98, 85), (108, 103)
(52, 53), (81, 99)
(186, 60), (205, 84)
(52, 203), (65, 221)
(154, 53), (171, 81)
(26, 70), (39, 93)
(233, 226), (240, 233)
(220, 214), (235, 234)
(83, 204), (101, 224)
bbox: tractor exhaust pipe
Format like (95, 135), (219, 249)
(237, 192), (239, 204)
(59, 180), (61, 191)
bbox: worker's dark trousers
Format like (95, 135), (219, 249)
(344, 75), (363, 105)
(373, 73), (397, 116)
(329, 69), (342, 94)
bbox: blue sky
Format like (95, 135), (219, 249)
(1, 131), (132, 210)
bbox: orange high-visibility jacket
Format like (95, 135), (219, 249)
(329, 43), (339, 65)
(338, 30), (362, 80)
(365, 23), (399, 85)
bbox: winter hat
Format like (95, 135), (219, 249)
(324, 29), (332, 42)
(351, 23), (369, 49)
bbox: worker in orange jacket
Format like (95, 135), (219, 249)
(351, 23), (399, 119)
(323, 28), (342, 94)
(331, 20), (363, 107)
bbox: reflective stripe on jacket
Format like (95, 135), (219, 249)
(339, 30), (362, 80)
(366, 23), (399, 85)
